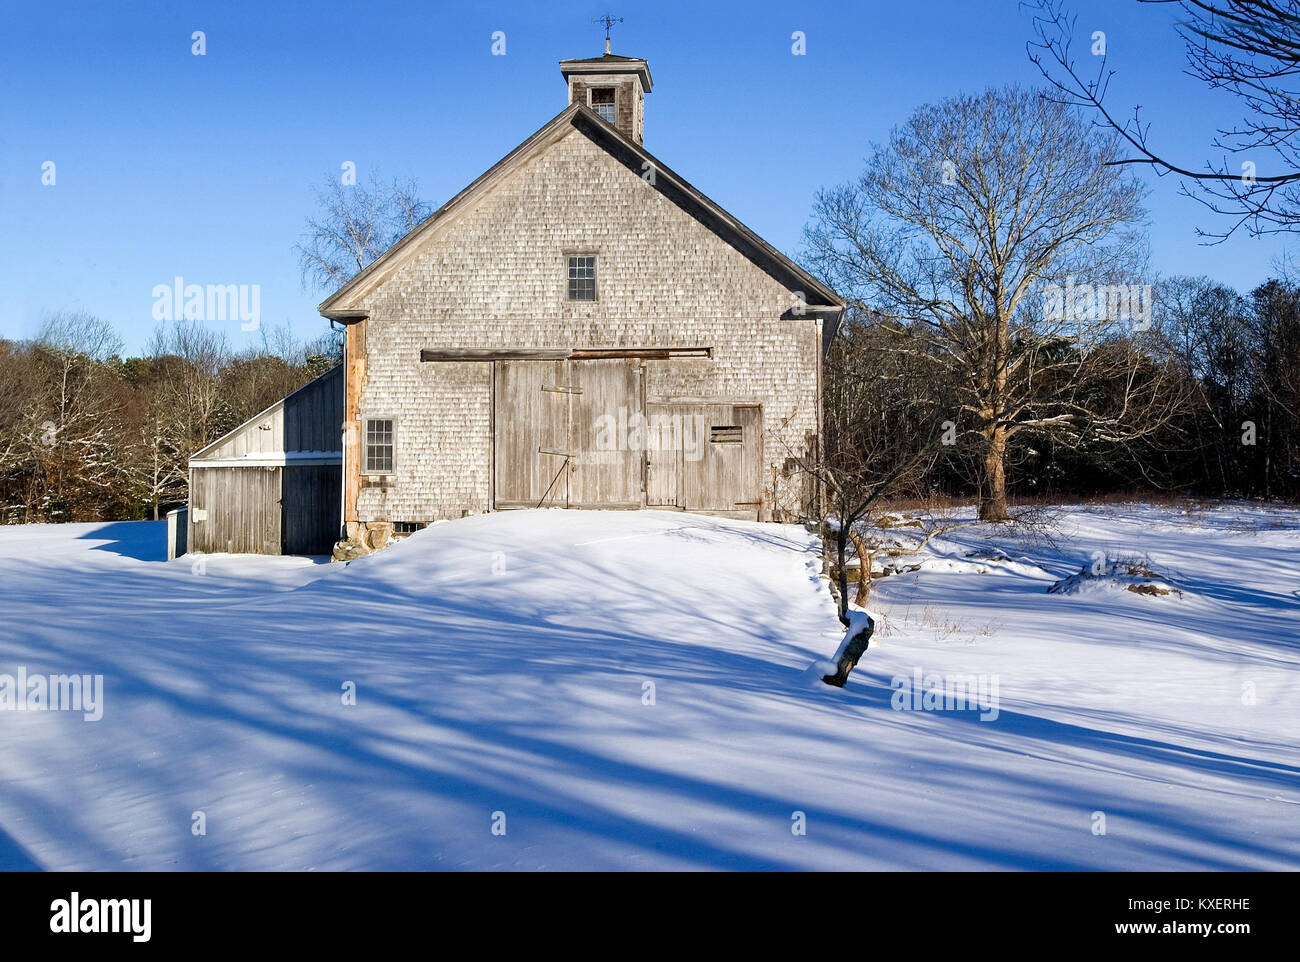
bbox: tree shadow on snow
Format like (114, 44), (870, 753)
(0, 824), (43, 871)
(77, 521), (166, 562)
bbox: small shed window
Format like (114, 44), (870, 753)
(364, 418), (395, 473)
(710, 425), (744, 444)
(591, 87), (616, 123)
(568, 255), (597, 301)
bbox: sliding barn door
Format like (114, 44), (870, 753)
(494, 359), (644, 509)
(568, 360), (643, 509)
(494, 360), (570, 508)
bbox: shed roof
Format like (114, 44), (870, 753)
(190, 363), (343, 464)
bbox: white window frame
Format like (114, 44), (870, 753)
(567, 254), (598, 302)
(362, 416), (397, 475)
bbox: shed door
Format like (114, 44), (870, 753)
(281, 464), (342, 555)
(645, 403), (762, 515)
(190, 466), (282, 554)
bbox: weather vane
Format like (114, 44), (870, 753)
(593, 13), (623, 55)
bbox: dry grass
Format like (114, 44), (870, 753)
(872, 490), (1257, 514)
(874, 599), (1002, 646)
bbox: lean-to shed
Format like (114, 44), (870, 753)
(187, 365), (344, 555)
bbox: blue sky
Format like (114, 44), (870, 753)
(1, 0), (1292, 354)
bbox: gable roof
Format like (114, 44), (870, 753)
(317, 102), (844, 320)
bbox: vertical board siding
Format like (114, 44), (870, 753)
(282, 465), (343, 555)
(190, 466), (282, 554)
(284, 365), (345, 452)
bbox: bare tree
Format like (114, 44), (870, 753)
(778, 316), (942, 684)
(1027, 0), (1300, 239)
(133, 320), (230, 517)
(18, 313), (127, 520)
(295, 172), (432, 292)
(126, 398), (189, 521)
(802, 86), (1182, 521)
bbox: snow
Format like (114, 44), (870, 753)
(0, 504), (1297, 870)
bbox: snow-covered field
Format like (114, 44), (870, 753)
(0, 504), (1296, 870)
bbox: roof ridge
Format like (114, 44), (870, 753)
(317, 105), (843, 317)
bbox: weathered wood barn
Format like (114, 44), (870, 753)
(187, 365), (343, 554)
(321, 49), (844, 551)
(188, 47), (843, 554)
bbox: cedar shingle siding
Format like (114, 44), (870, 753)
(311, 53), (842, 546)
(345, 126), (825, 524)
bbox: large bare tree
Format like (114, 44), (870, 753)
(1028, 0), (1300, 239)
(802, 86), (1180, 520)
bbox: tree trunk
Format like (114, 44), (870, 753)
(978, 426), (1008, 521)
(849, 529), (873, 607)
(823, 613), (874, 687)
(835, 522), (850, 626)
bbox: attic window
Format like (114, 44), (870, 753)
(591, 87), (616, 123)
(568, 256), (597, 301)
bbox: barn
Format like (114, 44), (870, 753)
(319, 47), (844, 552)
(184, 45), (843, 557)
(186, 365), (343, 555)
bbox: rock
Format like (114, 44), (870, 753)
(1127, 583), (1181, 597)
(365, 522), (393, 550)
(331, 540), (370, 562)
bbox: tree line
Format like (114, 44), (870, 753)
(0, 314), (340, 524)
(800, 81), (1299, 630)
(0, 168), (422, 528)
(821, 273), (1300, 508)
